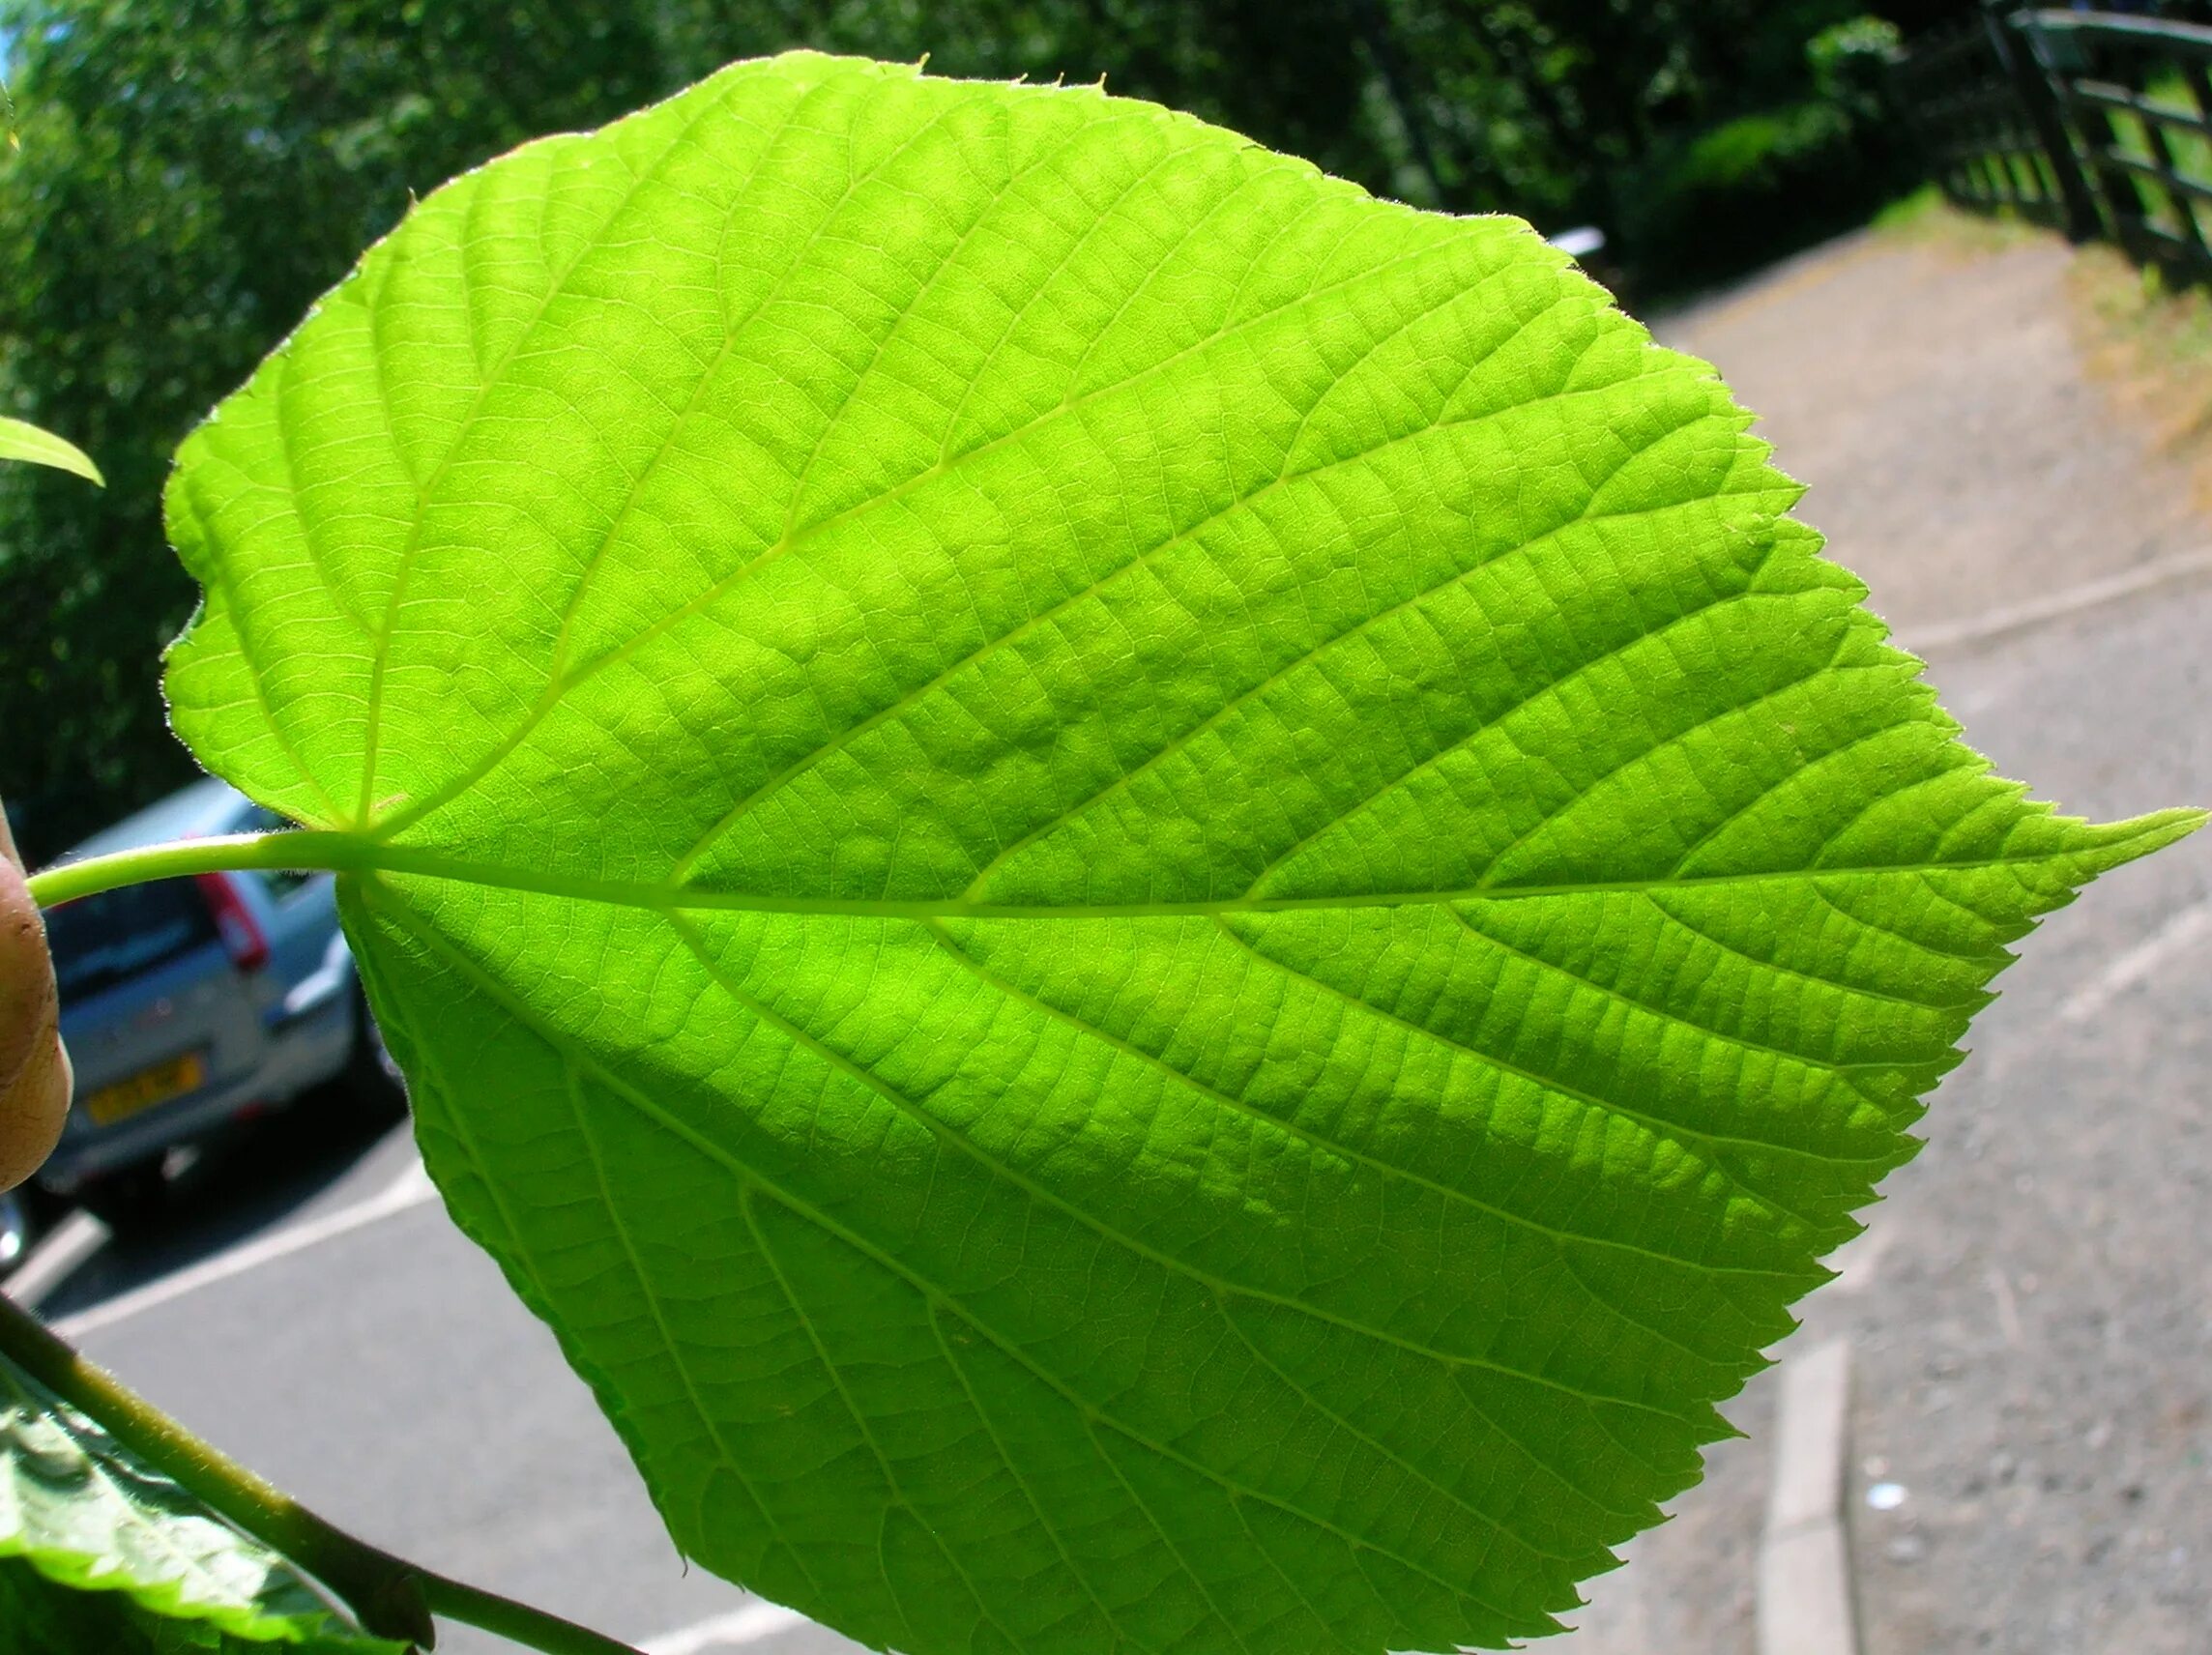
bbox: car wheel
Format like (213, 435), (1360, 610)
(75, 1164), (168, 1233)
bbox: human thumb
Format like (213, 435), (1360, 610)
(0, 805), (70, 1192)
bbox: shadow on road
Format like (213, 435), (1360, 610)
(33, 1087), (415, 1321)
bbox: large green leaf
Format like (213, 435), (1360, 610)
(0, 1354), (396, 1652)
(160, 51), (2198, 1653)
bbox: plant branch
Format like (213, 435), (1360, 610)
(0, 1288), (644, 1655)
(418, 1575), (649, 1655)
(24, 830), (376, 908)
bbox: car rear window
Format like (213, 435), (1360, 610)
(44, 880), (218, 1002)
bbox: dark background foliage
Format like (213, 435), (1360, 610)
(0, 0), (1968, 860)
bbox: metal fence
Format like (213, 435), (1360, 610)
(1891, 3), (2212, 287)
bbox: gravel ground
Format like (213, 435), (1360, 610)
(1568, 222), (2212, 1654)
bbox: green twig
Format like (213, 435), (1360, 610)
(25, 830), (375, 908)
(417, 1574), (648, 1655)
(0, 1240), (643, 1655)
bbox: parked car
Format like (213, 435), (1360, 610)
(36, 777), (402, 1225)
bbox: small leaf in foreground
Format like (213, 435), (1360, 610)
(0, 1557), (383, 1655)
(161, 51), (2201, 1655)
(0, 416), (102, 486)
(0, 1353), (399, 1652)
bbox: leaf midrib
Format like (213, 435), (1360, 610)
(330, 839), (2139, 916)
(55, 827), (2148, 921)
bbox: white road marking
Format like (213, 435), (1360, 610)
(1824, 1217), (1901, 1295)
(1903, 547), (2212, 653)
(51, 1158), (439, 1339)
(1758, 1339), (1856, 1655)
(5, 1208), (111, 1311)
(2060, 898), (2212, 1026)
(639, 1602), (808, 1655)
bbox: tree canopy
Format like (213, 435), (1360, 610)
(0, 0), (1960, 857)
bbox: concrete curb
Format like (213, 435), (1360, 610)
(1757, 1338), (1858, 1655)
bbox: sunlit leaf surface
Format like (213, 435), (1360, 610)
(163, 52), (2198, 1653)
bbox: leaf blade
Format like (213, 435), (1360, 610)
(163, 50), (2201, 1655)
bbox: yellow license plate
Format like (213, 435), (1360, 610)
(84, 1051), (208, 1127)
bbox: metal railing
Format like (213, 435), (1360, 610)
(1891, 3), (2212, 287)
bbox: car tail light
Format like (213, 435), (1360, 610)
(193, 872), (269, 973)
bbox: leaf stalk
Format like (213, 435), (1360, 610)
(26, 830), (376, 908)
